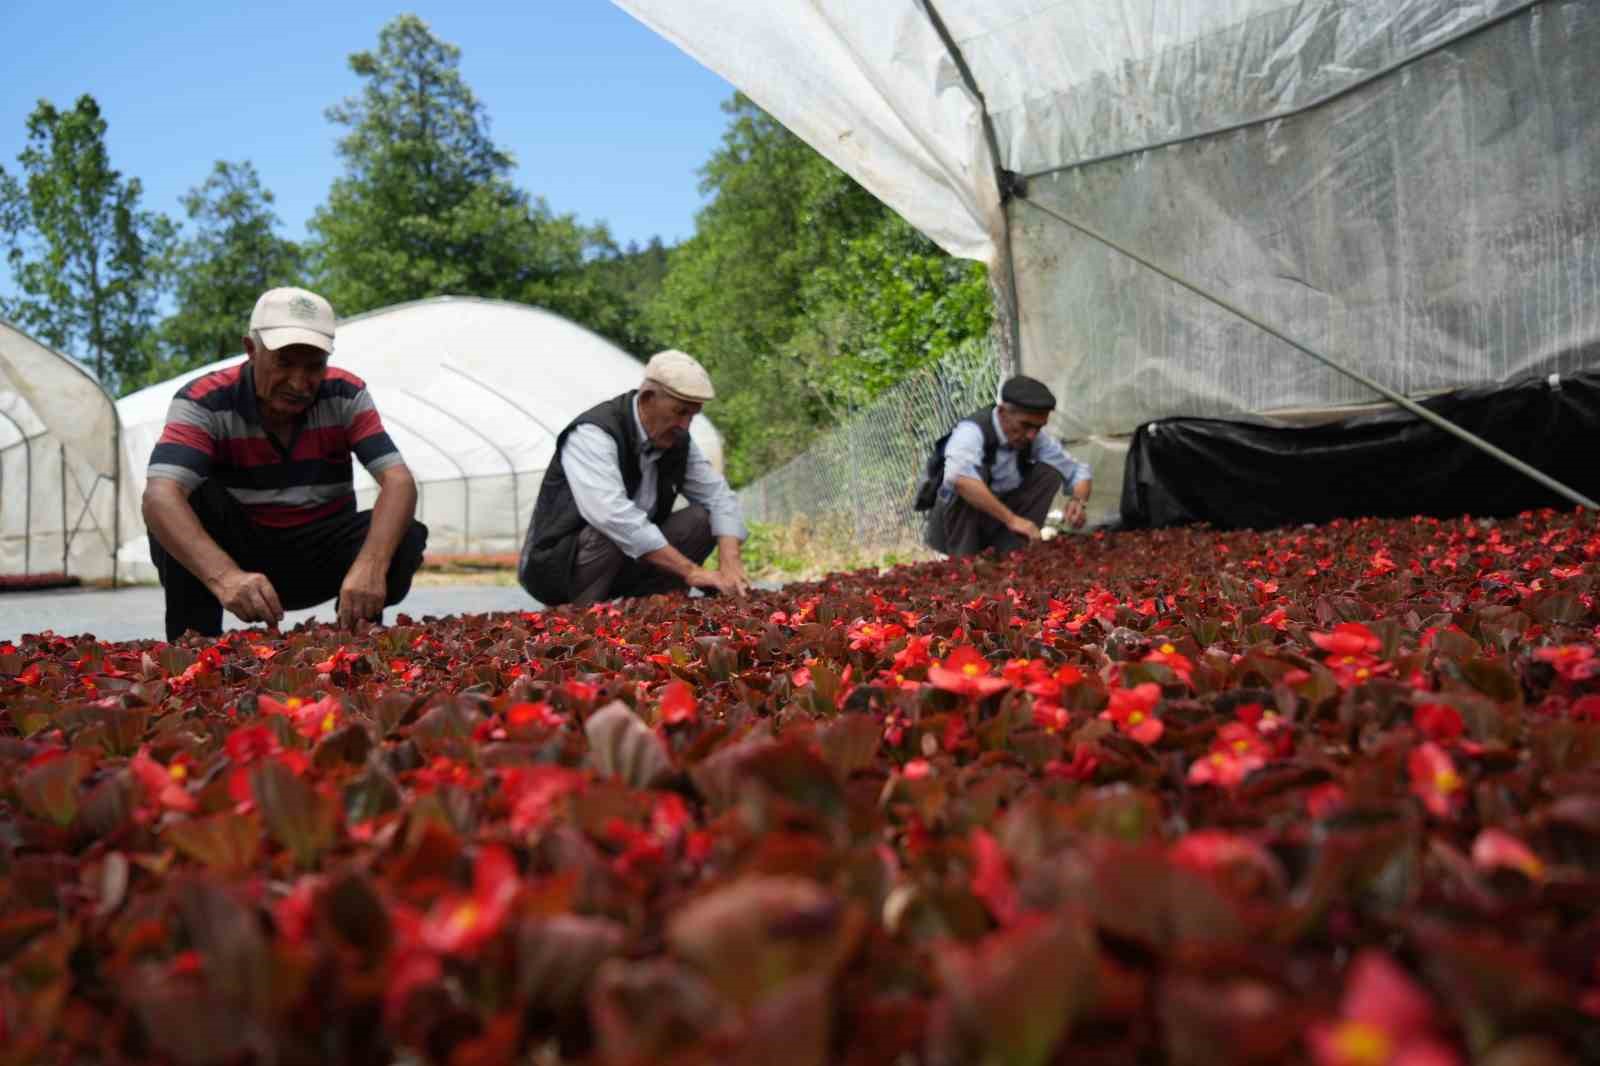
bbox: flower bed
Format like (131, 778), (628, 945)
(2, 511), (1599, 1064)
(0, 572), (79, 593)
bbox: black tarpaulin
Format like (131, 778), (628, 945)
(1120, 371), (1600, 529)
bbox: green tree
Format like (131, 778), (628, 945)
(147, 160), (303, 384)
(308, 14), (611, 323)
(0, 95), (173, 392)
(645, 95), (991, 484)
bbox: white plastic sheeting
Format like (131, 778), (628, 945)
(0, 320), (127, 582)
(117, 297), (724, 578)
(615, 0), (1598, 511)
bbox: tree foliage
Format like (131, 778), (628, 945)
(0, 95), (173, 393)
(144, 160), (303, 386)
(307, 15), (617, 330)
(646, 95), (991, 485)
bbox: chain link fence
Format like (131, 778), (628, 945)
(738, 343), (1002, 557)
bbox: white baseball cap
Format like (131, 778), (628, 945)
(643, 349), (715, 403)
(249, 287), (336, 353)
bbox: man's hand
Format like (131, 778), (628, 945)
(686, 566), (747, 597)
(1006, 515), (1043, 541)
(338, 559), (387, 627)
(718, 558), (751, 597)
(209, 569), (284, 626)
(1064, 498), (1088, 529)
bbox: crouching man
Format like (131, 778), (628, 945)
(925, 375), (1092, 557)
(518, 350), (749, 607)
(142, 287), (427, 640)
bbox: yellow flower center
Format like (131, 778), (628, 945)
(448, 901), (480, 934)
(168, 764), (187, 781)
(321, 712), (337, 734)
(962, 663), (982, 677)
(1332, 1021), (1393, 1066)
(1128, 711), (1145, 725)
(1232, 740), (1250, 753)
(1161, 643), (1176, 655)
(286, 697), (303, 711)
(1355, 668), (1371, 680)
(1434, 769), (1462, 794)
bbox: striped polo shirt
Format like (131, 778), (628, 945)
(147, 362), (404, 528)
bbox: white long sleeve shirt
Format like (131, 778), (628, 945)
(940, 409), (1091, 498)
(559, 396), (747, 558)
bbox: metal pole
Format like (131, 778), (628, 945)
(1016, 196), (1600, 511)
(111, 409), (121, 588)
(381, 412), (473, 553)
(0, 412), (31, 574)
(60, 444), (67, 575)
(921, 0), (1022, 374)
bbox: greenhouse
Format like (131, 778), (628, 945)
(0, 318), (129, 585)
(618, 0), (1600, 526)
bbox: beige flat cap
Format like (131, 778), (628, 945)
(643, 349), (715, 403)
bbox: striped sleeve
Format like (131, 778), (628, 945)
(345, 388), (404, 475)
(146, 394), (217, 490)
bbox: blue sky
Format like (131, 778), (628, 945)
(0, 1), (737, 256)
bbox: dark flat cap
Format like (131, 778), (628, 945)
(1000, 375), (1056, 411)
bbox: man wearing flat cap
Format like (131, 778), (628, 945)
(142, 286), (428, 640)
(518, 349), (749, 606)
(922, 374), (1092, 557)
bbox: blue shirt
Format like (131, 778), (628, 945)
(941, 410), (1091, 498)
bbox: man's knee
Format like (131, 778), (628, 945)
(383, 520), (429, 605)
(664, 504), (714, 564)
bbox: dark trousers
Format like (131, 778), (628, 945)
(569, 505), (715, 607)
(150, 480), (429, 640)
(924, 462), (1063, 557)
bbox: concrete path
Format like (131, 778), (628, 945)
(0, 584), (539, 644)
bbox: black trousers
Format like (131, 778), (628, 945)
(924, 462), (1063, 558)
(150, 480), (429, 640)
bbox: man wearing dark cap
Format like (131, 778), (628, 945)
(923, 374), (1092, 557)
(518, 349), (749, 606)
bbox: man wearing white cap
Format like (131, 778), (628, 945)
(142, 286), (427, 639)
(518, 349), (749, 606)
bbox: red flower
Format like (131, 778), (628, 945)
(927, 645), (1011, 698)
(130, 747), (198, 816)
(1142, 641), (1194, 685)
(502, 765), (585, 834)
(1187, 748), (1264, 790)
(1170, 830), (1280, 880)
(1305, 783), (1347, 819)
(506, 701), (563, 729)
(1470, 828), (1545, 881)
(1101, 683), (1164, 745)
(1408, 742), (1465, 818)
(225, 724), (280, 763)
(969, 829), (1019, 925)
(1308, 950), (1461, 1066)
(1411, 703), (1463, 743)
(902, 758), (933, 780)
(1032, 701), (1071, 733)
(419, 845), (519, 957)
(1024, 664), (1085, 701)
(1044, 743), (1100, 782)
(1534, 643), (1597, 682)
(658, 680), (698, 725)
(1311, 622), (1381, 657)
